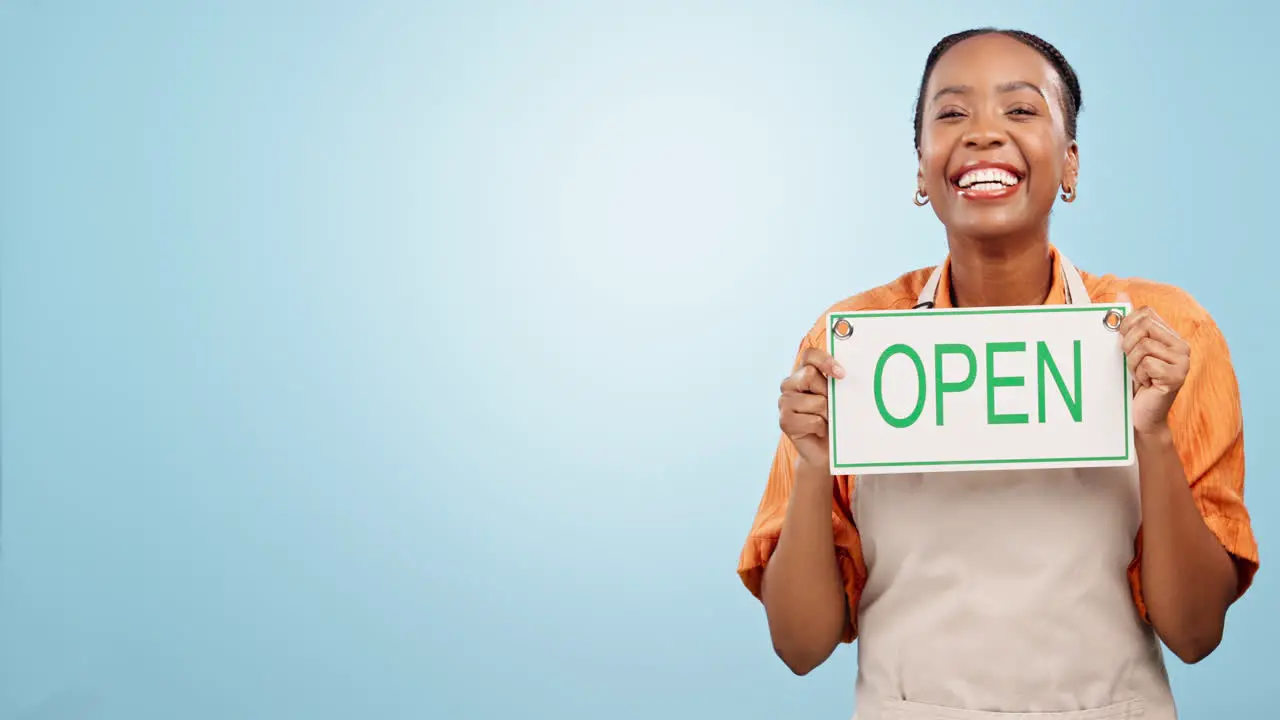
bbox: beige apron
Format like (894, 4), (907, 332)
(850, 254), (1176, 720)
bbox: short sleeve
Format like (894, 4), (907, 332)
(1127, 312), (1259, 619)
(736, 332), (867, 643)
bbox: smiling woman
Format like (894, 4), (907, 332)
(913, 30), (1084, 307)
(737, 28), (1258, 720)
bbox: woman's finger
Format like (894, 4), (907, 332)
(781, 391), (829, 421)
(782, 365), (829, 396)
(1139, 356), (1180, 387)
(1126, 336), (1182, 369)
(800, 347), (845, 379)
(781, 411), (828, 439)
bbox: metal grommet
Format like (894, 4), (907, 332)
(1102, 308), (1124, 331)
(833, 318), (853, 340)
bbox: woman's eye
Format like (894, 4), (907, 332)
(937, 110), (965, 119)
(1008, 106), (1038, 116)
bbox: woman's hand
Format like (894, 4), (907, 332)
(778, 347), (845, 468)
(1117, 292), (1191, 435)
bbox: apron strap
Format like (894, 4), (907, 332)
(914, 262), (945, 308)
(1057, 252), (1091, 305)
(915, 251), (1092, 308)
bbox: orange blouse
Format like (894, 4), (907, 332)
(738, 248), (1259, 643)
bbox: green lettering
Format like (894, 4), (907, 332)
(1037, 340), (1083, 423)
(986, 342), (1029, 425)
(874, 344), (926, 429)
(934, 343), (977, 425)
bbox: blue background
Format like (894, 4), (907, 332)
(1, 2), (1274, 718)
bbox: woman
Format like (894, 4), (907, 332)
(737, 28), (1258, 720)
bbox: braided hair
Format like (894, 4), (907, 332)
(912, 28), (1083, 150)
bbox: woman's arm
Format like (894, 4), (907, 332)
(760, 459), (849, 675)
(1135, 427), (1239, 663)
(1118, 293), (1250, 663)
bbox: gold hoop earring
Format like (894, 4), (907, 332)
(913, 189), (929, 207)
(1060, 185), (1076, 203)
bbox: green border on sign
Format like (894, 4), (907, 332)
(828, 305), (1131, 470)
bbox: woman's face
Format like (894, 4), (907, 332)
(918, 34), (1078, 240)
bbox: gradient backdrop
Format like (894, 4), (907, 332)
(2, 2), (1275, 718)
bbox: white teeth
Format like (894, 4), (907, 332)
(957, 167), (1020, 188)
(966, 181), (1007, 191)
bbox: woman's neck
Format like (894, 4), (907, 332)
(946, 233), (1053, 308)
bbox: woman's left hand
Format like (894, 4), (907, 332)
(1116, 292), (1191, 435)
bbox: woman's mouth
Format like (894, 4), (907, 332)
(950, 164), (1024, 200)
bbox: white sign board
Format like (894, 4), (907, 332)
(827, 304), (1133, 475)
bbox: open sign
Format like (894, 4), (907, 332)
(827, 304), (1133, 475)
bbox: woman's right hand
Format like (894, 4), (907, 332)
(778, 347), (845, 470)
